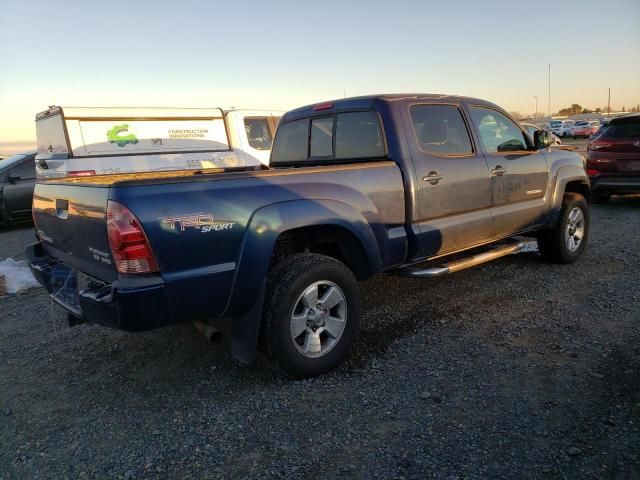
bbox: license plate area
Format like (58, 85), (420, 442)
(626, 160), (640, 171)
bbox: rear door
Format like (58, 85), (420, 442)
(404, 103), (493, 257)
(467, 105), (549, 238)
(3, 154), (37, 219)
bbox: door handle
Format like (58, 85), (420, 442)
(491, 166), (506, 177)
(423, 171), (443, 185)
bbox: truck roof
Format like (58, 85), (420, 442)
(35, 106), (281, 121)
(281, 93), (500, 123)
(36, 106), (226, 121)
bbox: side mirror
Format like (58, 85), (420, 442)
(534, 129), (552, 149)
(7, 172), (21, 183)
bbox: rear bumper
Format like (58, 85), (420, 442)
(25, 242), (173, 331)
(589, 175), (640, 194)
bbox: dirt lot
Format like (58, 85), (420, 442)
(1, 196), (639, 480)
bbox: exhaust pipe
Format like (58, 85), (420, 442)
(193, 320), (221, 343)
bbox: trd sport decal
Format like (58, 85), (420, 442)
(161, 213), (235, 233)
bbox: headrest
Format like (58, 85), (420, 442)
(420, 119), (447, 144)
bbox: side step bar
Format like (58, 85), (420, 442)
(395, 240), (525, 278)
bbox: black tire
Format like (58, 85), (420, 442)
(591, 191), (611, 204)
(537, 192), (589, 264)
(263, 253), (361, 378)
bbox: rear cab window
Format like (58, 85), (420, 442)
(271, 110), (385, 165)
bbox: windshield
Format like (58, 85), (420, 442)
(0, 153), (30, 170)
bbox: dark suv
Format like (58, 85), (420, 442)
(587, 113), (640, 203)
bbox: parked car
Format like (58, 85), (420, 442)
(0, 151), (36, 226)
(557, 121), (576, 138)
(571, 121), (600, 138)
(549, 120), (565, 137)
(522, 123), (562, 145)
(586, 113), (640, 203)
(35, 106), (282, 178)
(26, 94), (590, 378)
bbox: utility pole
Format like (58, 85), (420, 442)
(548, 64), (551, 118)
(607, 87), (611, 116)
(534, 95), (538, 122)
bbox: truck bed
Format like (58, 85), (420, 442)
(31, 160), (407, 329)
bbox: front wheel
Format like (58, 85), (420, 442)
(263, 253), (361, 378)
(537, 192), (589, 264)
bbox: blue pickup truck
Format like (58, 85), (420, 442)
(27, 94), (591, 377)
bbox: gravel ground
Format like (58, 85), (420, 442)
(1, 197), (639, 480)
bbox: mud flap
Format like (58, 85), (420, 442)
(230, 279), (266, 365)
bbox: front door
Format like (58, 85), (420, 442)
(467, 105), (549, 238)
(405, 103), (493, 257)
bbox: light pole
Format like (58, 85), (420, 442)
(548, 64), (551, 118)
(534, 95), (539, 122)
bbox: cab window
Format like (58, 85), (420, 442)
(310, 117), (334, 157)
(410, 105), (473, 156)
(335, 111), (384, 159)
(470, 107), (529, 153)
(271, 111), (384, 164)
(271, 118), (308, 163)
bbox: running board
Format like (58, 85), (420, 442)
(395, 240), (525, 278)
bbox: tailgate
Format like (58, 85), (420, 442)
(33, 182), (116, 282)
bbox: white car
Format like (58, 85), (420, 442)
(35, 106), (282, 178)
(549, 120), (565, 137)
(557, 121), (576, 137)
(550, 120), (575, 137)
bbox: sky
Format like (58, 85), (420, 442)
(1, 0), (639, 152)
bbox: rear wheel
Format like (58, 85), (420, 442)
(537, 192), (589, 264)
(591, 191), (611, 204)
(263, 253), (361, 378)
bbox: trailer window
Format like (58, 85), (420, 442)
(244, 117), (273, 150)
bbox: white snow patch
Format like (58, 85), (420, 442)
(0, 258), (41, 295)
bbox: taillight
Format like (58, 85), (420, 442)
(313, 102), (334, 111)
(68, 170), (96, 177)
(106, 200), (158, 274)
(586, 169), (600, 176)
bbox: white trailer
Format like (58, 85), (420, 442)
(35, 106), (281, 178)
